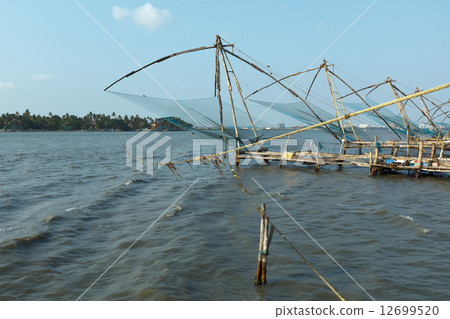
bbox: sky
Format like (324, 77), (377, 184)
(1, 0), (449, 119)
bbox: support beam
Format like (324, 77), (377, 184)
(215, 36), (227, 156)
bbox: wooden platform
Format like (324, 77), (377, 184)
(237, 136), (450, 178)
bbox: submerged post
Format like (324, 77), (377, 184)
(255, 203), (274, 285)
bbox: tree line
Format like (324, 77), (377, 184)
(1, 110), (193, 131)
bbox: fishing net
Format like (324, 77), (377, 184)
(110, 91), (274, 139)
(111, 90), (436, 142)
(343, 98), (428, 135)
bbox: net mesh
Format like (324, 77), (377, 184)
(111, 91), (438, 140)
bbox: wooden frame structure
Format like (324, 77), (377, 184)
(105, 35), (450, 178)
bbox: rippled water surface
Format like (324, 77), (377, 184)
(0, 131), (449, 300)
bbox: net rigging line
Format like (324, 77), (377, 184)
(213, 155), (347, 301)
(217, 44), (380, 135)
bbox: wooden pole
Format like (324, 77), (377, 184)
(254, 204), (266, 285)
(393, 147), (398, 157)
(245, 65), (322, 100)
(262, 212), (274, 284)
(260, 214), (269, 284)
(219, 46), (240, 141)
(328, 69), (401, 139)
(222, 48), (342, 142)
(279, 135), (291, 168)
(431, 142), (437, 160)
(387, 77), (412, 140)
(374, 136), (379, 162)
(255, 203), (273, 285)
(416, 140), (423, 178)
(220, 42), (259, 139)
(104, 44), (233, 91)
(373, 135), (379, 176)
(324, 64), (344, 139)
(416, 87), (438, 136)
(215, 36), (227, 156)
(305, 62), (325, 100)
(407, 140), (410, 157)
(439, 140), (445, 159)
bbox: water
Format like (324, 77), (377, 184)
(0, 131), (449, 300)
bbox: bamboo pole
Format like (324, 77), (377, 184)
(222, 48), (341, 142)
(324, 64), (345, 139)
(416, 87), (438, 136)
(245, 65), (323, 99)
(279, 135), (291, 168)
(328, 70), (401, 139)
(416, 141), (424, 178)
(391, 85), (435, 139)
(374, 136), (379, 163)
(220, 42), (259, 139)
(105, 44), (232, 91)
(327, 66), (360, 140)
(315, 144), (321, 172)
(373, 135), (379, 176)
(219, 46), (240, 144)
(387, 77), (414, 140)
(254, 203), (274, 285)
(261, 214), (269, 284)
(426, 96), (450, 122)
(255, 203), (266, 285)
(393, 147), (398, 157)
(439, 140), (445, 159)
(215, 36), (228, 156)
(431, 142), (437, 160)
(305, 62), (324, 100)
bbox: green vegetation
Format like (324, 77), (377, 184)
(1, 110), (193, 131)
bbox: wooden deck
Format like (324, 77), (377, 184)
(237, 136), (450, 178)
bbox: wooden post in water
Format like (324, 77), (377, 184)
(255, 204), (273, 285)
(260, 213), (269, 284)
(235, 153), (240, 167)
(416, 141), (423, 178)
(373, 135), (379, 176)
(393, 147), (398, 157)
(431, 142), (437, 160)
(254, 204), (265, 285)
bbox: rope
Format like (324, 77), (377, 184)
(258, 250), (269, 256)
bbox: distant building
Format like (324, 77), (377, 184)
(276, 122), (285, 129)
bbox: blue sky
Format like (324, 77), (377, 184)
(1, 0), (449, 118)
